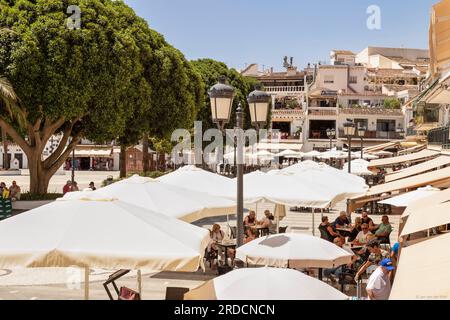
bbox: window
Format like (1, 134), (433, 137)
(354, 119), (368, 129)
(324, 75), (334, 84)
(349, 76), (358, 84)
(424, 106), (440, 123)
(377, 120), (396, 132)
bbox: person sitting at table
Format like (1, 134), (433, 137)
(374, 216), (393, 242)
(244, 228), (258, 244)
(348, 217), (363, 242)
(324, 237), (357, 283)
(1, 182), (10, 199)
(333, 211), (351, 230)
(258, 210), (277, 234)
(319, 216), (340, 242)
(9, 181), (21, 201)
(354, 239), (390, 282)
(352, 223), (373, 246)
(244, 211), (257, 229)
(361, 210), (376, 231)
(208, 224), (225, 266)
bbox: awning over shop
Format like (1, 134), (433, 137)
(348, 166), (450, 212)
(368, 150), (440, 168)
(363, 142), (399, 153)
(402, 188), (450, 218)
(397, 144), (427, 155)
(71, 149), (113, 158)
(401, 201), (450, 237)
(368, 166), (450, 196)
(390, 233), (450, 300)
(429, 0), (450, 76)
(385, 155), (450, 183)
(415, 122), (442, 132)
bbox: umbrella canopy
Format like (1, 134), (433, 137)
(400, 200), (450, 237)
(236, 234), (353, 269)
(303, 150), (322, 158)
(0, 198), (209, 271)
(184, 267), (348, 300)
(236, 171), (336, 208)
(158, 165), (234, 197)
(279, 162), (368, 202)
(277, 149), (304, 158)
(379, 186), (441, 208)
(320, 150), (353, 160)
(390, 233), (450, 300)
(89, 175), (236, 223)
(343, 159), (374, 176)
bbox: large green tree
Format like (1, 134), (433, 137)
(116, 27), (204, 177)
(0, 0), (150, 193)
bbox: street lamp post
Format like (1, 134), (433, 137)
(343, 121), (356, 174)
(209, 79), (270, 248)
(326, 128), (336, 150)
(357, 125), (366, 159)
(71, 148), (75, 184)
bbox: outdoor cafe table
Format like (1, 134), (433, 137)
(336, 227), (353, 237)
(345, 244), (364, 253)
(216, 239), (237, 267)
(253, 225), (270, 237)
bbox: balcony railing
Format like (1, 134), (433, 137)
(309, 130), (334, 140)
(265, 86), (305, 93)
(272, 109), (305, 119)
(428, 126), (450, 149)
(338, 129), (404, 140)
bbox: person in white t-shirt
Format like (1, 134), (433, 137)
(352, 223), (373, 246)
(366, 258), (395, 300)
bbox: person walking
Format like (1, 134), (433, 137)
(366, 258), (395, 300)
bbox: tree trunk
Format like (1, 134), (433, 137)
(1, 126), (9, 170)
(120, 145), (127, 178)
(142, 133), (149, 173)
(28, 154), (51, 194)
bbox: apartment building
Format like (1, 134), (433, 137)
(242, 45), (431, 152)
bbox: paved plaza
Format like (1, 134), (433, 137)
(0, 171), (120, 194)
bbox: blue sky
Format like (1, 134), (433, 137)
(125, 0), (437, 71)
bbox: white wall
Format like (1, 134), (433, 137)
(315, 66), (368, 94)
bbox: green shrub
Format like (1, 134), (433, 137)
(20, 193), (63, 201)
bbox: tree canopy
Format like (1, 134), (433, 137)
(0, 0), (203, 192)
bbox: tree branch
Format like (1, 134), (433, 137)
(41, 117), (66, 146)
(47, 134), (82, 177)
(32, 118), (42, 147)
(43, 122), (76, 169)
(0, 117), (31, 155)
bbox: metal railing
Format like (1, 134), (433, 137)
(428, 126), (450, 150)
(265, 86), (305, 93)
(338, 129), (404, 140)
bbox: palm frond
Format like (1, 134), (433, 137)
(0, 77), (18, 103)
(0, 77), (27, 129)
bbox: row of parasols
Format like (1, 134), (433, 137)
(0, 163), (368, 299)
